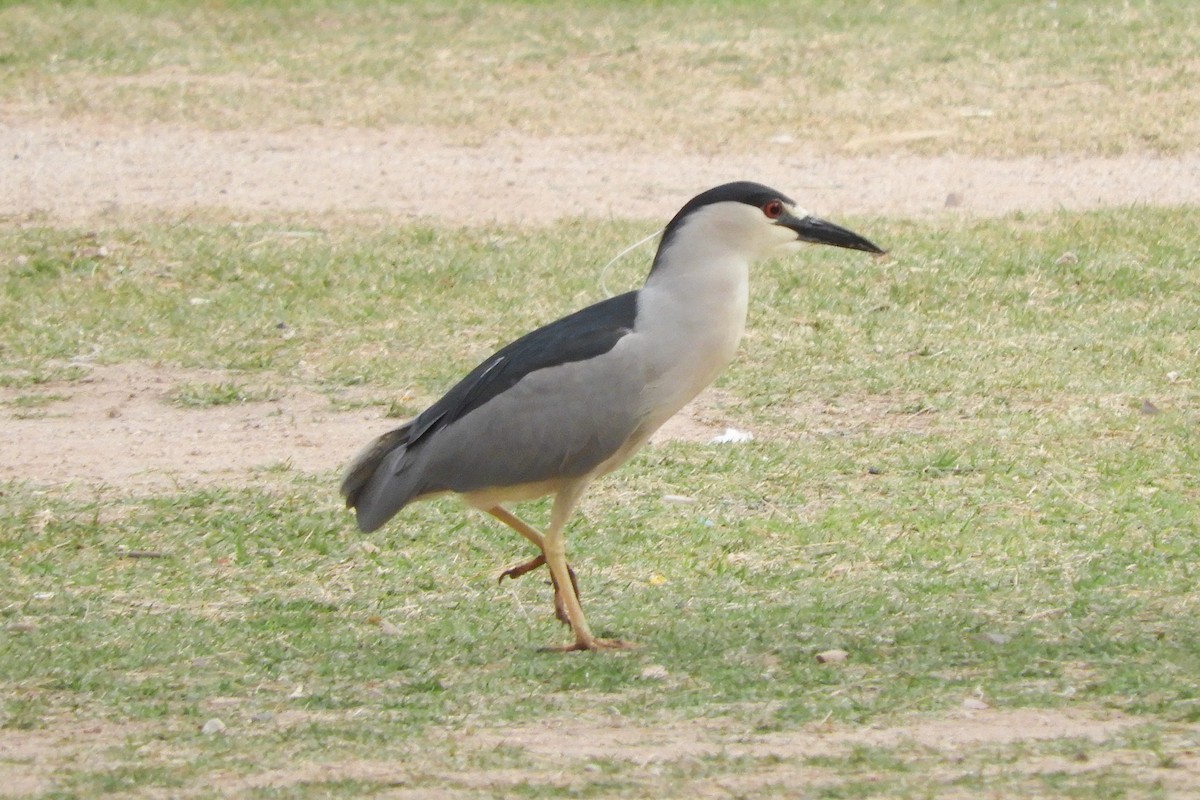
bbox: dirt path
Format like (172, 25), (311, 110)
(9, 706), (1193, 798)
(5, 121), (1200, 225)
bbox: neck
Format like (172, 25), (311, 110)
(633, 242), (751, 421)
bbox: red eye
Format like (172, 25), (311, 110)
(762, 200), (784, 219)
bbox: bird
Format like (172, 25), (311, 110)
(341, 181), (884, 651)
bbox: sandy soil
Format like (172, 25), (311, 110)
(7, 706), (1194, 797)
(4, 119), (1199, 796)
(5, 121), (1200, 226)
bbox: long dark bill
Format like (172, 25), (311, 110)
(784, 213), (886, 255)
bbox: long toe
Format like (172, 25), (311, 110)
(549, 565), (582, 626)
(540, 637), (637, 653)
(565, 564), (580, 601)
(552, 589), (572, 626)
(497, 554), (546, 584)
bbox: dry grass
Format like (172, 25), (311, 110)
(2, 1), (1199, 155)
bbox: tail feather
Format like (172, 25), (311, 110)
(339, 424), (412, 515)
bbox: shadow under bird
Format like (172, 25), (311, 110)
(341, 181), (885, 651)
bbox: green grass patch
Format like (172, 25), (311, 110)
(0, 392), (70, 420)
(4, 207), (1198, 397)
(170, 380), (282, 408)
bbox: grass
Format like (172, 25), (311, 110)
(1, 0), (1198, 156)
(3, 209), (1198, 406)
(2, 207), (1199, 796)
(2, 0), (1199, 794)
(170, 381), (282, 408)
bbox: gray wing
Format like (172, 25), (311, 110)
(344, 292), (646, 533)
(416, 339), (650, 494)
(348, 338), (648, 532)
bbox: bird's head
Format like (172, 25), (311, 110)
(651, 181), (885, 273)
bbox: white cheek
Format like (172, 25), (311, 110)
(765, 224), (803, 255)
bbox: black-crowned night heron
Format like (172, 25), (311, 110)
(341, 181), (884, 651)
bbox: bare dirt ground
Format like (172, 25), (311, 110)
(7, 706), (1194, 797)
(5, 121), (1200, 226)
(4, 120), (1200, 795)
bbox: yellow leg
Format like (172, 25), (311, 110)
(540, 483), (633, 652)
(486, 505), (579, 625)
(487, 505), (545, 550)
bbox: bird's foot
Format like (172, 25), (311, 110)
(540, 637), (636, 653)
(497, 554), (546, 584)
(498, 558), (581, 627)
(498, 557), (580, 594)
